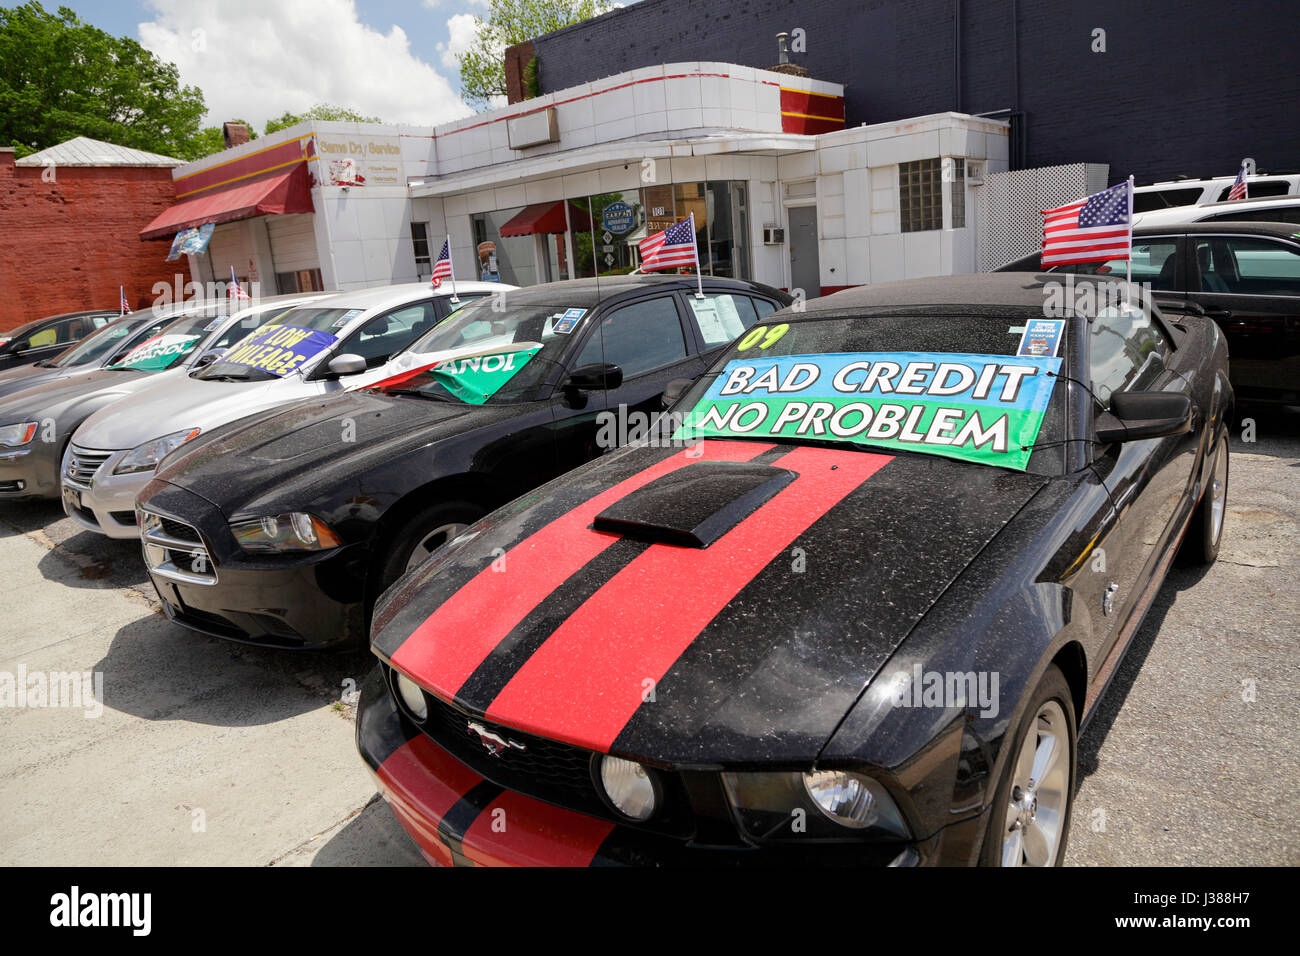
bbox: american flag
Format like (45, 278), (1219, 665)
(1040, 180), (1132, 268)
(1227, 162), (1248, 201)
(638, 214), (699, 271)
(431, 237), (453, 288)
(119, 286), (132, 316)
(228, 265), (251, 301)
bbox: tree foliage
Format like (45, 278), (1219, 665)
(458, 0), (612, 110)
(264, 104), (383, 136)
(0, 1), (208, 159)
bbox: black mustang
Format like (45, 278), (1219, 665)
(135, 276), (790, 648)
(356, 272), (1231, 866)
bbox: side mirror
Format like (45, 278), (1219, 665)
(662, 376), (696, 409)
(1095, 391), (1193, 444)
(194, 348), (227, 368)
(566, 362), (623, 390)
(327, 353), (368, 376)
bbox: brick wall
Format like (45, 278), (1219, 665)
(531, 0), (1300, 184)
(0, 153), (180, 332)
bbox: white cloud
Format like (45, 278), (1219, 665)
(437, 12), (482, 72)
(138, 0), (472, 130)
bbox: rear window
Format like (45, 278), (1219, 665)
(1132, 188), (1203, 213)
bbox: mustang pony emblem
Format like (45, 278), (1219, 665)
(467, 720), (526, 757)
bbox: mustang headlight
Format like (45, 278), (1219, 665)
(113, 427), (201, 475)
(0, 422), (38, 447)
(721, 770), (910, 842)
(392, 671), (428, 721)
(230, 513), (342, 553)
(598, 756), (659, 821)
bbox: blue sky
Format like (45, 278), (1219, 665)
(2, 0), (572, 128)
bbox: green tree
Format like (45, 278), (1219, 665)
(457, 0), (612, 109)
(264, 104), (383, 136)
(0, 1), (208, 159)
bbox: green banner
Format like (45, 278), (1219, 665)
(675, 351), (1063, 471)
(428, 346), (542, 404)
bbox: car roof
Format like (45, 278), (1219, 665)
(1135, 221), (1300, 237)
(301, 281), (511, 313)
(796, 272), (1149, 318)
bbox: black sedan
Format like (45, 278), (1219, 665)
(0, 309), (118, 371)
(998, 221), (1300, 404)
(356, 273), (1231, 866)
(135, 275), (790, 649)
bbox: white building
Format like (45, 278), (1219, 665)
(142, 62), (1010, 299)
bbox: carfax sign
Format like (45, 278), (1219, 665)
(675, 351), (1062, 471)
(223, 325), (339, 377)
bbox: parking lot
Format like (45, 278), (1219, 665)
(0, 409), (1296, 866)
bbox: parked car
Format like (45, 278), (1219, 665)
(1132, 172), (1299, 213)
(353, 273), (1230, 866)
(0, 294), (325, 502)
(135, 275), (790, 648)
(997, 222), (1300, 403)
(64, 282), (507, 538)
(1133, 194), (1300, 228)
(0, 308), (210, 402)
(0, 310), (118, 372)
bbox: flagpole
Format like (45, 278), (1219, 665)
(691, 212), (704, 299)
(1125, 175), (1134, 315)
(446, 234), (459, 302)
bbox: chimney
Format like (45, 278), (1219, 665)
(222, 123), (251, 149)
(0, 147), (15, 175)
(769, 32), (809, 77)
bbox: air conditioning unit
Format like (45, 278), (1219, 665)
(763, 227), (785, 245)
(966, 161), (985, 185)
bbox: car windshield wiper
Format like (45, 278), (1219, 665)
(383, 386), (458, 402)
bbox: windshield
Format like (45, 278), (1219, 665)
(194, 306), (356, 382)
(106, 312), (214, 371)
(670, 314), (1070, 475)
(50, 315), (145, 367)
(379, 300), (587, 404)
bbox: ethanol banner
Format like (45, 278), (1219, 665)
(428, 346), (542, 404)
(224, 325), (339, 377)
(675, 351), (1063, 471)
(110, 333), (202, 371)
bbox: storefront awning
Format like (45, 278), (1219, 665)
(139, 164), (313, 241)
(498, 201), (593, 237)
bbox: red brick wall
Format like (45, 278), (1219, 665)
(0, 153), (181, 332)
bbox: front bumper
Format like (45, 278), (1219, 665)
(356, 666), (938, 867)
(0, 439), (61, 500)
(139, 481), (370, 649)
(60, 444), (145, 538)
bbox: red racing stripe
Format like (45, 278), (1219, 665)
(390, 440), (774, 699)
(460, 791), (615, 867)
(374, 735), (483, 867)
(485, 446), (893, 752)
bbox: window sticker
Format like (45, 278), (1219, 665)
(690, 296), (747, 343)
(109, 333), (203, 371)
(1016, 319), (1066, 357)
(551, 308), (586, 334)
(675, 351), (1062, 471)
(222, 325), (339, 377)
(333, 309), (365, 328)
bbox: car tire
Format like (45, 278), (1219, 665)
(1180, 428), (1229, 566)
(979, 663), (1077, 867)
(374, 499), (486, 596)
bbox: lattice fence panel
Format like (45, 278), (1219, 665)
(977, 163), (1110, 271)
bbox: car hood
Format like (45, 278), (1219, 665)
(0, 366), (165, 422)
(153, 389), (483, 512)
(0, 360), (102, 401)
(71, 372), (303, 451)
(372, 438), (1047, 766)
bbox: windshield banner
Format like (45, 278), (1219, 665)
(675, 351), (1062, 471)
(109, 333), (203, 371)
(425, 346), (542, 404)
(223, 325), (338, 377)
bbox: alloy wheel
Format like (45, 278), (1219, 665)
(403, 522), (469, 572)
(1001, 699), (1070, 866)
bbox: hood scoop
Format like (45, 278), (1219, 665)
(593, 460), (795, 548)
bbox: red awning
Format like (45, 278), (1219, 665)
(139, 163), (313, 241)
(498, 201), (593, 237)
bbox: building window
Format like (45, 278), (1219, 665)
(275, 268), (324, 293)
(900, 158), (943, 232)
(949, 158), (966, 229)
(411, 222), (432, 279)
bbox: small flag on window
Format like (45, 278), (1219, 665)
(431, 237), (453, 288)
(1227, 161), (1249, 201)
(229, 265), (251, 301)
(119, 286), (132, 316)
(1040, 179), (1133, 268)
(638, 214), (700, 271)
